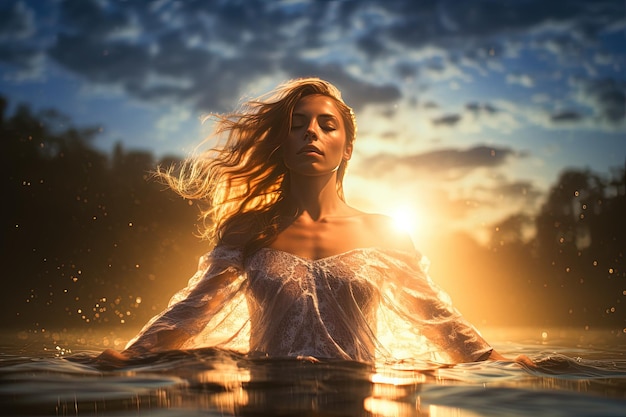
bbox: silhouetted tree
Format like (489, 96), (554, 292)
(1, 97), (206, 332)
(532, 167), (625, 327)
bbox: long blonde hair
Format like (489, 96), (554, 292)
(156, 77), (357, 256)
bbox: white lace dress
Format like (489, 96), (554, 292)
(123, 246), (493, 364)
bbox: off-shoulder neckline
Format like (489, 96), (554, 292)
(253, 246), (417, 263)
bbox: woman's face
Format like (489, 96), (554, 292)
(283, 94), (352, 177)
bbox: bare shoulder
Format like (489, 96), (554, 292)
(357, 212), (415, 253)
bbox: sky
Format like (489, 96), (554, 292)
(1, 0), (625, 248)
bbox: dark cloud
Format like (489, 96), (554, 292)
(478, 180), (542, 203)
(0, 44), (40, 70)
(583, 78), (625, 124)
(58, 0), (130, 39)
(383, 0), (621, 51)
(358, 0), (624, 88)
(22, 0), (402, 112)
(430, 102), (499, 127)
(284, 61), (401, 110)
(550, 110), (584, 123)
(0, 1), (39, 73)
(425, 61), (446, 74)
(358, 145), (519, 178)
(431, 114), (462, 126)
(394, 62), (419, 80)
(356, 33), (389, 60)
(43, 0), (286, 111)
(0, 0), (622, 121)
(0, 1), (34, 40)
(466, 102), (497, 113)
(49, 33), (151, 86)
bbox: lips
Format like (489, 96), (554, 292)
(297, 145), (323, 155)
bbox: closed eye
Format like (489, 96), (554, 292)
(290, 115), (339, 131)
(291, 115), (305, 130)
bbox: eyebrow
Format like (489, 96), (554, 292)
(292, 112), (339, 120)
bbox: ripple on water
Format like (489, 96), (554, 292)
(0, 327), (624, 416)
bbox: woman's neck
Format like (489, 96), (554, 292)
(287, 173), (348, 221)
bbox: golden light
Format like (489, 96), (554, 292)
(390, 204), (418, 235)
(363, 397), (411, 416)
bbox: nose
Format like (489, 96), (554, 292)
(304, 121), (318, 141)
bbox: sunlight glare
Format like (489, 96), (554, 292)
(391, 205), (417, 234)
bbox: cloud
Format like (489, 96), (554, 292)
(35, 0), (408, 113)
(478, 180), (542, 203)
(282, 60), (401, 110)
(59, 0), (131, 39)
(465, 102), (497, 114)
(431, 114), (462, 127)
(49, 33), (152, 87)
(356, 32), (389, 60)
(0, 1), (42, 79)
(550, 110), (584, 123)
(0, 1), (35, 41)
(425, 101), (518, 135)
(506, 73), (535, 88)
(358, 145), (520, 179)
(1, 0), (623, 117)
(380, 1), (622, 59)
(578, 78), (625, 125)
(0, 0), (623, 177)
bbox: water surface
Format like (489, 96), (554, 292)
(1, 327), (625, 416)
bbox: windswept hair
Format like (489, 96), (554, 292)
(156, 77), (357, 257)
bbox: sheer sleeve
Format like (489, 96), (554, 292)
(374, 249), (493, 363)
(123, 246), (248, 356)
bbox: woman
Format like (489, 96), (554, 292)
(99, 77), (509, 364)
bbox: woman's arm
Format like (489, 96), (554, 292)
(96, 270), (239, 365)
(123, 268), (243, 354)
(95, 247), (245, 364)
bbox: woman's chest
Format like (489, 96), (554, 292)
(267, 216), (382, 262)
(245, 248), (383, 304)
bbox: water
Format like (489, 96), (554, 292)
(0, 327), (625, 416)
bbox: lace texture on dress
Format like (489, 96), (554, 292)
(124, 246), (492, 363)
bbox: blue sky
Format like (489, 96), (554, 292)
(1, 0), (624, 246)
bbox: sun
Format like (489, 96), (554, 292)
(390, 205), (418, 235)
